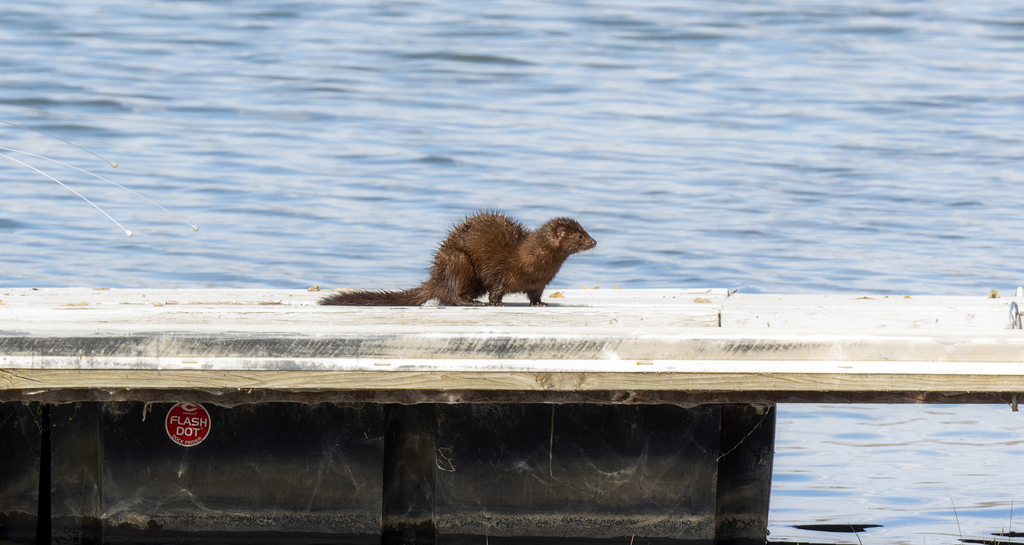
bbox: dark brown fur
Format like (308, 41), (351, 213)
(319, 212), (596, 307)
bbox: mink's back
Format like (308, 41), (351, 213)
(441, 212), (529, 266)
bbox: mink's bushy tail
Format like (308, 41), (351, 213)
(318, 286), (431, 306)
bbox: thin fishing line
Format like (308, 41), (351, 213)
(1, 120), (117, 168)
(0, 146), (197, 231)
(0, 152), (132, 236)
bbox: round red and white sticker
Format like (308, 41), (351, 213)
(165, 403), (211, 447)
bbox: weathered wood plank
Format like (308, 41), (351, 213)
(0, 288), (723, 330)
(3, 329), (1024, 363)
(3, 288), (1024, 401)
(0, 287), (727, 307)
(5, 367), (1024, 393)
(722, 293), (1017, 330)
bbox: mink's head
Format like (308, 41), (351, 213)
(545, 218), (597, 255)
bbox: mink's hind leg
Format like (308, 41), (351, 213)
(436, 249), (486, 306)
(487, 290), (506, 307)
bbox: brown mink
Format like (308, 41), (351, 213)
(319, 211), (596, 307)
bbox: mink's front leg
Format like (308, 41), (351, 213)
(527, 290), (547, 307)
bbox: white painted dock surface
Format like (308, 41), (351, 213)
(1, 288), (1022, 404)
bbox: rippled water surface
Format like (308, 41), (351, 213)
(771, 404), (1024, 545)
(2, 0), (1022, 292)
(2, 1), (1024, 542)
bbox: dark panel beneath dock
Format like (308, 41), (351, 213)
(433, 404), (721, 544)
(48, 402), (384, 544)
(1, 400), (775, 544)
(715, 405), (776, 545)
(383, 404), (438, 545)
(0, 402), (42, 544)
(50, 402), (103, 545)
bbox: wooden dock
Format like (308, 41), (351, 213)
(1, 287), (1022, 405)
(2, 287), (1020, 545)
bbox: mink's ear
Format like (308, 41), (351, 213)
(554, 226), (565, 241)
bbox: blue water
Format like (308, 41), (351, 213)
(772, 404), (1024, 545)
(2, 1), (1024, 542)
